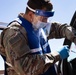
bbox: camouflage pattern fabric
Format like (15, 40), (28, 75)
(0, 20), (76, 75)
(0, 22), (60, 75)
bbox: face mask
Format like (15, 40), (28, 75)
(33, 21), (52, 36)
(32, 15), (53, 29)
(33, 21), (48, 29)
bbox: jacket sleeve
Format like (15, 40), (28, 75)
(0, 32), (6, 56)
(2, 22), (61, 75)
(48, 22), (76, 43)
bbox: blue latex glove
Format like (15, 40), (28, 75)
(58, 46), (69, 59)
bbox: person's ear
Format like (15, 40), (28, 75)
(28, 11), (34, 22)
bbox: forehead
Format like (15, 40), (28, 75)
(36, 15), (48, 19)
(36, 15), (48, 22)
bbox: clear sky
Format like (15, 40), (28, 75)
(0, 0), (76, 70)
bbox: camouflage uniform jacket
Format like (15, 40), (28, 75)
(0, 14), (76, 75)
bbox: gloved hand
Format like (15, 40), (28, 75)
(57, 46), (69, 59)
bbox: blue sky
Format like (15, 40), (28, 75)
(0, 0), (76, 70)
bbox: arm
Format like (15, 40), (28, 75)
(0, 33), (6, 56)
(2, 22), (68, 75)
(47, 22), (76, 43)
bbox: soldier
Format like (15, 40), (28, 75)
(0, 0), (76, 75)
